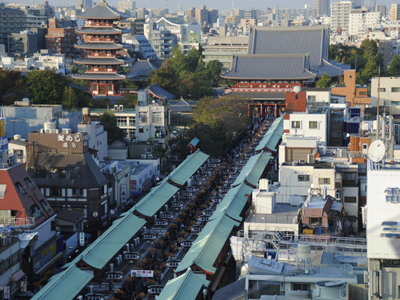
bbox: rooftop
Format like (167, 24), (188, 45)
(247, 204), (299, 224)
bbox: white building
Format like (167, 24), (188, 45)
(367, 159), (400, 299)
(349, 9), (381, 39)
(77, 113), (108, 163)
(283, 111), (328, 146)
(370, 76), (400, 106)
(122, 34), (157, 61)
(331, 1), (354, 33)
(144, 22), (176, 60)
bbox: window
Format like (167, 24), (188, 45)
(309, 121), (318, 129)
(359, 91), (367, 95)
(385, 188), (400, 203)
(108, 84), (113, 91)
(139, 127), (144, 133)
(319, 178), (330, 184)
(344, 196), (357, 203)
(13, 149), (23, 157)
(307, 95), (316, 101)
(292, 121), (301, 129)
(298, 175), (310, 182)
(92, 84), (97, 91)
(378, 88), (386, 92)
(392, 87), (400, 92)
(293, 283), (310, 291)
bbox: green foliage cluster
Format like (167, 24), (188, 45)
(169, 95), (250, 157)
(329, 39), (384, 84)
(151, 46), (223, 99)
(99, 110), (125, 142)
(316, 72), (333, 88)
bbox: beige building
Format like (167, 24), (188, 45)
(391, 3), (400, 21)
(203, 36), (249, 68)
(240, 18), (256, 34)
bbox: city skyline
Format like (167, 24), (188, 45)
(5, 0), (393, 11)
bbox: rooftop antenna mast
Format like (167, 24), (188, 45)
(377, 65), (380, 138)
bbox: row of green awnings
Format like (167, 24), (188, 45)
(168, 149), (209, 186)
(31, 265), (93, 300)
(211, 182), (253, 222)
(133, 182), (180, 217)
(132, 149), (209, 217)
(64, 213), (146, 270)
(175, 213), (240, 275)
(255, 115), (284, 152)
(233, 151), (273, 188)
(157, 268), (210, 300)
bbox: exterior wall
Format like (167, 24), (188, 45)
(244, 221), (299, 239)
(129, 163), (153, 190)
(284, 113), (328, 146)
(331, 70), (356, 104)
(331, 1), (353, 33)
(342, 186), (359, 232)
(135, 103), (169, 146)
(285, 91), (307, 112)
(45, 18), (76, 57)
(8, 142), (27, 164)
(371, 76), (400, 106)
(77, 122), (108, 162)
(9, 32), (38, 55)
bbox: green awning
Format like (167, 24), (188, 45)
(31, 265), (93, 300)
(168, 149), (209, 186)
(134, 182), (179, 217)
(157, 268), (209, 300)
(255, 116), (284, 152)
(176, 214), (240, 274)
(81, 213), (146, 270)
(212, 182), (253, 222)
(233, 152), (273, 187)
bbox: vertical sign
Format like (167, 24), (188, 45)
(120, 184), (127, 202)
(0, 118), (8, 152)
(79, 232), (85, 247)
(130, 180), (137, 189)
(21, 277), (27, 292)
(4, 286), (10, 299)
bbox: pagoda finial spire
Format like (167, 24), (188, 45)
(99, 0), (107, 6)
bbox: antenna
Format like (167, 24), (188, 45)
(367, 140), (386, 163)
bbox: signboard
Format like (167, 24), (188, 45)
(79, 232), (85, 247)
(130, 180), (137, 189)
(148, 285), (163, 294)
(3, 286), (9, 299)
(106, 272), (123, 280)
(124, 253), (140, 260)
(166, 261), (180, 268)
(21, 278), (27, 292)
(131, 270), (154, 277)
(0, 118), (8, 153)
(120, 184), (127, 202)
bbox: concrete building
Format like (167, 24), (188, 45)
(377, 4), (386, 17)
(117, 0), (135, 12)
(371, 76), (400, 106)
(26, 124), (110, 233)
(155, 17), (201, 43)
(45, 18), (76, 57)
(314, 0), (330, 17)
(195, 5), (208, 25)
(26, 14), (48, 28)
(349, 9), (381, 39)
(123, 34), (157, 61)
(203, 36), (249, 69)
(144, 22), (176, 60)
(274, 6), (318, 20)
(391, 3), (400, 21)
(7, 31), (38, 56)
(77, 0), (92, 9)
(331, 1), (354, 33)
(0, 8), (27, 49)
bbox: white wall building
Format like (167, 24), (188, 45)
(371, 76), (400, 106)
(331, 1), (354, 33)
(283, 111), (328, 146)
(349, 9), (381, 39)
(77, 121), (108, 163)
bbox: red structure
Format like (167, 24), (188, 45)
(73, 0), (134, 96)
(45, 18), (77, 57)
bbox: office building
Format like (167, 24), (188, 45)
(117, 0), (135, 12)
(314, 0), (330, 17)
(331, 1), (354, 33)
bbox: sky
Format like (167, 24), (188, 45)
(7, 0), (395, 12)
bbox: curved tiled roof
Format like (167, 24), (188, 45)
(78, 1), (129, 19)
(72, 73), (126, 80)
(75, 43), (123, 50)
(76, 27), (122, 34)
(73, 58), (125, 65)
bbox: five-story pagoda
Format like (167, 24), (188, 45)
(73, 0), (133, 96)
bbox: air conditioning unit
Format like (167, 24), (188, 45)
(148, 154), (153, 159)
(114, 105), (118, 111)
(52, 129), (59, 133)
(62, 128), (71, 134)
(299, 159), (306, 164)
(45, 129), (50, 133)
(141, 154), (147, 159)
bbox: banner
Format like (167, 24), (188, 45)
(131, 270), (154, 277)
(0, 118), (8, 153)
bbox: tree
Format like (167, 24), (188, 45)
(119, 79), (138, 89)
(386, 54), (400, 77)
(151, 59), (178, 95)
(0, 70), (27, 105)
(206, 60), (223, 87)
(359, 51), (379, 84)
(62, 86), (78, 110)
(186, 47), (202, 73)
(116, 94), (138, 109)
(170, 45), (188, 77)
(316, 72), (333, 88)
(71, 64), (79, 74)
(100, 111), (125, 142)
(26, 70), (68, 104)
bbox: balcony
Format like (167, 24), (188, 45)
(86, 37), (115, 43)
(88, 53), (115, 58)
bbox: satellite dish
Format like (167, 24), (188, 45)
(368, 140), (386, 162)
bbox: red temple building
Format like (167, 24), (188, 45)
(73, 0), (134, 96)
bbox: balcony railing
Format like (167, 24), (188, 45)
(88, 53), (115, 58)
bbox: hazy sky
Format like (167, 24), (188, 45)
(9, 0), (394, 12)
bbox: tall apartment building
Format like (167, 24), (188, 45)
(117, 0), (135, 12)
(203, 36), (249, 68)
(195, 5), (208, 25)
(391, 4), (400, 21)
(377, 5), (386, 16)
(352, 0), (364, 7)
(186, 7), (195, 22)
(8, 31), (38, 55)
(45, 18), (76, 57)
(349, 9), (381, 38)
(331, 1), (354, 33)
(77, 0), (92, 9)
(0, 8), (27, 50)
(244, 8), (258, 20)
(144, 22), (176, 59)
(208, 8), (218, 25)
(274, 7), (318, 20)
(314, 0), (330, 17)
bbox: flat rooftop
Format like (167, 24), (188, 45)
(247, 204), (299, 224)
